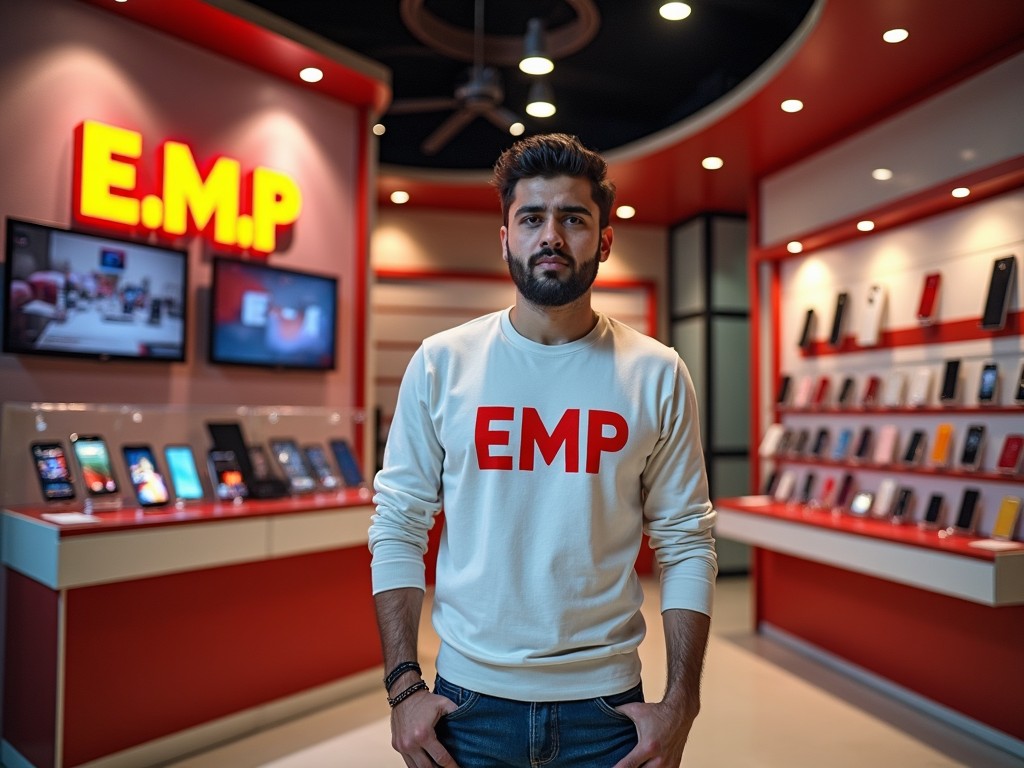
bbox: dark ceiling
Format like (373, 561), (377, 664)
(242, 0), (815, 170)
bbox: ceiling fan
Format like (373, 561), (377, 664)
(386, 0), (520, 156)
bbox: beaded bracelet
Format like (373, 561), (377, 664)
(388, 680), (428, 709)
(384, 661), (422, 692)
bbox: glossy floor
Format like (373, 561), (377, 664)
(167, 576), (1019, 767)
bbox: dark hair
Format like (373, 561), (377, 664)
(492, 133), (616, 228)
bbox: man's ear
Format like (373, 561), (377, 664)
(500, 226), (509, 262)
(599, 226), (614, 262)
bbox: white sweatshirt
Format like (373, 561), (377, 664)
(370, 309), (717, 701)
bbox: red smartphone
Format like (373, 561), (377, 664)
(862, 375), (882, 407)
(996, 434), (1024, 474)
(917, 272), (941, 324)
(812, 376), (830, 407)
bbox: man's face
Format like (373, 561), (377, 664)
(500, 175), (612, 307)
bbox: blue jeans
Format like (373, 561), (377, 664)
(433, 675), (642, 767)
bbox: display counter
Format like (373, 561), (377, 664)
(2, 492), (381, 768)
(717, 495), (1024, 755)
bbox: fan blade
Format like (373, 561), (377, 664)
(422, 108), (477, 155)
(387, 97), (459, 115)
(482, 106), (520, 132)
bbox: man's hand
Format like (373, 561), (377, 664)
(390, 688), (461, 768)
(609, 699), (696, 768)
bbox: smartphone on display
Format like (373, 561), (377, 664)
(1016, 362), (1024, 404)
(881, 371), (905, 408)
(977, 362), (999, 404)
(852, 427), (873, 462)
(832, 428), (853, 461)
(793, 375), (815, 409)
(834, 473), (855, 508)
(303, 444), (340, 490)
(799, 473), (816, 505)
(980, 255), (1017, 330)
(862, 375), (882, 407)
(758, 423), (786, 457)
(819, 476), (837, 506)
(829, 292), (849, 347)
(991, 496), (1022, 540)
(798, 308), (816, 349)
(811, 428), (830, 458)
(30, 442), (76, 501)
(849, 490), (874, 517)
(917, 272), (941, 324)
(208, 449), (248, 500)
(329, 438), (366, 487)
(163, 445), (205, 501)
(122, 445), (170, 507)
(929, 423), (954, 467)
(773, 469), (797, 502)
(269, 438), (317, 494)
(791, 428), (810, 456)
(891, 487), (914, 524)
(777, 375), (792, 406)
(837, 376), (856, 408)
(951, 488), (981, 535)
(921, 493), (944, 529)
(70, 434), (118, 496)
(959, 424), (986, 471)
(857, 284), (886, 347)
(901, 430), (926, 466)
(874, 479), (897, 519)
(907, 368), (932, 407)
(996, 434), (1024, 475)
(939, 359), (960, 404)
(812, 376), (831, 408)
(248, 444), (277, 481)
(762, 470), (779, 496)
(873, 424), (899, 466)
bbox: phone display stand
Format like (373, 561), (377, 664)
(82, 496), (123, 514)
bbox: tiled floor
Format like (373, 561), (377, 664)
(167, 576), (1020, 767)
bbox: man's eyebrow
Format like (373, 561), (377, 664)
(513, 204), (594, 217)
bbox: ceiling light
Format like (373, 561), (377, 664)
(883, 28), (909, 44)
(871, 168), (893, 181)
(951, 187), (970, 198)
(509, 122), (525, 136)
(299, 67), (323, 83)
(390, 191), (410, 204)
(372, 123), (386, 136)
(660, 3), (692, 21)
(701, 156), (724, 170)
(520, 18), (554, 75)
(780, 99), (803, 113)
(526, 80), (556, 118)
(616, 205), (636, 220)
(857, 220), (875, 232)
(787, 241), (803, 254)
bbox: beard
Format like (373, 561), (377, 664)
(505, 242), (601, 307)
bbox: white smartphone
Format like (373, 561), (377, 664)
(758, 424), (786, 457)
(907, 368), (932, 408)
(873, 424), (899, 466)
(773, 469), (797, 503)
(881, 371), (906, 408)
(874, 478), (898, 519)
(856, 284), (886, 347)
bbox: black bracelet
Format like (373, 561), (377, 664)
(384, 661), (422, 692)
(388, 680), (428, 708)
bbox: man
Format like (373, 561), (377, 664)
(369, 133), (717, 768)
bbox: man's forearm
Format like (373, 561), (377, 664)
(375, 586), (427, 693)
(661, 607), (711, 718)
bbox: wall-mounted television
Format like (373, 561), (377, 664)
(208, 257), (338, 371)
(3, 218), (188, 362)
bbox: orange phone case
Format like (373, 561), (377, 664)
(930, 423), (953, 467)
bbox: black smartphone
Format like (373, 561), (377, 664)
(163, 444), (205, 501)
(980, 255), (1016, 330)
(853, 427), (873, 461)
(799, 473), (816, 504)
(921, 493), (944, 528)
(829, 292), (849, 347)
(1016, 361), (1024, 404)
(208, 449), (248, 500)
(329, 438), (366, 487)
(777, 375), (792, 405)
(70, 433), (119, 496)
(902, 430), (926, 465)
(810, 428), (830, 457)
(939, 359), (960, 403)
(798, 309), (816, 349)
(977, 362), (999, 404)
(952, 488), (981, 534)
(762, 470), (779, 496)
(30, 441), (76, 501)
(269, 438), (317, 494)
(837, 376), (855, 407)
(792, 428), (810, 456)
(122, 445), (171, 507)
(891, 487), (914, 524)
(303, 443), (340, 490)
(960, 424), (986, 470)
(835, 473), (855, 508)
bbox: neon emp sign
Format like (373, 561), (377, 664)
(73, 120), (302, 256)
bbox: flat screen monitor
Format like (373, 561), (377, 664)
(3, 218), (189, 361)
(208, 257), (337, 371)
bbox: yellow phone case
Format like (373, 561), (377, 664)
(991, 496), (1022, 540)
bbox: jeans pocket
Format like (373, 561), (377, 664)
(593, 682), (645, 721)
(433, 676), (481, 721)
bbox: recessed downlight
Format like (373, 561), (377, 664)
(780, 99), (803, 113)
(372, 123), (386, 136)
(883, 28), (909, 44)
(701, 156), (724, 170)
(299, 67), (324, 83)
(787, 241), (803, 254)
(871, 168), (893, 181)
(390, 191), (410, 204)
(857, 220), (875, 232)
(509, 122), (525, 136)
(616, 205), (636, 220)
(660, 3), (692, 21)
(951, 187), (970, 199)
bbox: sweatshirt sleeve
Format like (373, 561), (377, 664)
(368, 346), (445, 595)
(641, 358), (719, 616)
